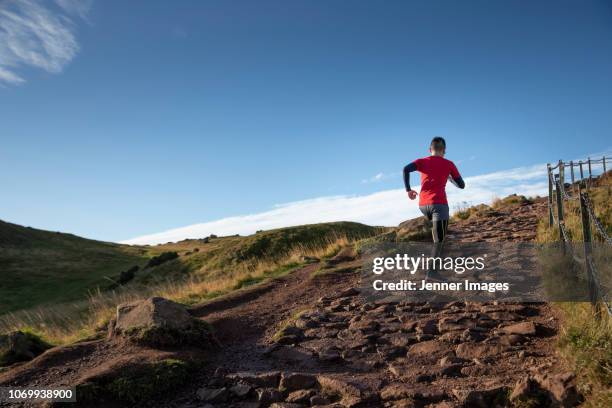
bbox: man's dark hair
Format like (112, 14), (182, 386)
(430, 136), (446, 152)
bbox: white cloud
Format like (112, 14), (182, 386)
(361, 172), (399, 184)
(0, 0), (91, 85)
(122, 162), (551, 245)
(0, 66), (25, 84)
(455, 155), (477, 165)
(55, 0), (93, 20)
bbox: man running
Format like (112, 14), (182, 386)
(403, 137), (465, 242)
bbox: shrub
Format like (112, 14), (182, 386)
(118, 265), (139, 285)
(492, 194), (533, 209)
(0, 331), (52, 367)
(146, 252), (179, 268)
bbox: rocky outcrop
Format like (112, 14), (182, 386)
(108, 297), (217, 347)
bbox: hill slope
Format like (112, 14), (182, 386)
(0, 220), (149, 314)
(0, 220), (382, 316)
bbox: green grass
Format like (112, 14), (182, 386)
(0, 220), (150, 314)
(232, 262), (302, 290)
(311, 262), (360, 278)
(78, 359), (194, 404)
(272, 309), (308, 342)
(556, 303), (612, 407)
(536, 172), (612, 406)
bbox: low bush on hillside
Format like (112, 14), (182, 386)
(492, 194), (533, 209)
(118, 265), (139, 285)
(453, 203), (491, 221)
(0, 330), (51, 367)
(146, 251), (179, 268)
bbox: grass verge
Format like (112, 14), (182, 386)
(536, 172), (611, 406)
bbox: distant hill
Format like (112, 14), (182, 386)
(0, 220), (381, 315)
(0, 220), (149, 314)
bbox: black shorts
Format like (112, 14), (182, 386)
(419, 204), (450, 221)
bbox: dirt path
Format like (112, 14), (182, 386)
(158, 199), (569, 407)
(1, 199), (577, 407)
(449, 200), (548, 242)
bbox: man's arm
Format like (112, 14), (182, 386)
(448, 175), (465, 189)
(449, 162), (465, 189)
(403, 162), (418, 191)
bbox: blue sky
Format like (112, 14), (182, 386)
(1, 0), (611, 243)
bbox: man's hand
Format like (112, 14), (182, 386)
(407, 190), (418, 200)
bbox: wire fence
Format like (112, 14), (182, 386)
(547, 156), (611, 317)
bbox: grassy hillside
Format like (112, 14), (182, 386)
(535, 172), (611, 407)
(0, 220), (149, 314)
(0, 221), (381, 344)
(134, 222), (381, 283)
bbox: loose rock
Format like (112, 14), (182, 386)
(279, 372), (317, 392)
(196, 387), (229, 403)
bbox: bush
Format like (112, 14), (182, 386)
(492, 194), (533, 209)
(146, 252), (179, 268)
(0, 331), (52, 367)
(453, 203), (492, 221)
(118, 265), (139, 285)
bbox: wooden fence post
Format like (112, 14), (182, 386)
(547, 164), (554, 227)
(604, 157), (607, 173)
(579, 161), (584, 179)
(555, 176), (564, 242)
(578, 182), (599, 318)
(559, 160), (565, 193)
(588, 157), (592, 181)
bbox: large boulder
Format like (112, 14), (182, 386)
(397, 217), (431, 241)
(109, 297), (216, 347)
(0, 331), (51, 366)
(115, 297), (192, 332)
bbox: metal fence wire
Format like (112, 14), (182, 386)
(583, 194), (612, 245)
(547, 156), (611, 318)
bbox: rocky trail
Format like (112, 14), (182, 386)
(0, 198), (582, 407)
